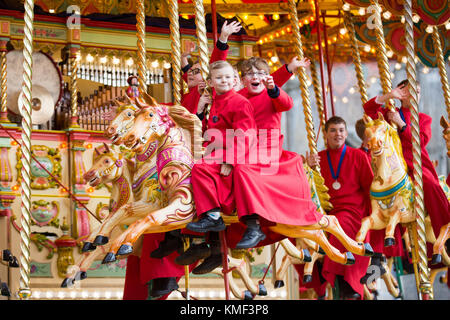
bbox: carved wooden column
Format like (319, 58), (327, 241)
(0, 20), (10, 123)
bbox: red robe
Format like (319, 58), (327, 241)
(224, 86), (322, 248)
(191, 89), (256, 217)
(364, 97), (450, 238)
(180, 41), (229, 114)
(122, 233), (189, 300)
(319, 145), (373, 299)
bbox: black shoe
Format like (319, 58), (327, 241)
(192, 254), (223, 274)
(186, 216), (226, 233)
(343, 292), (361, 300)
(235, 226), (266, 249)
(150, 277), (179, 298)
(150, 233), (183, 259)
(175, 242), (211, 265)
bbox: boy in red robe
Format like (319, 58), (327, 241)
(306, 116), (373, 299)
(185, 60), (257, 264)
(363, 80), (450, 242)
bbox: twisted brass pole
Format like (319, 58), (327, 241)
(370, 0), (395, 112)
(404, 0), (432, 300)
(136, 0), (147, 94)
(18, 0), (34, 300)
(167, 0), (182, 105)
(192, 0), (210, 118)
(287, 0), (320, 170)
(0, 49), (9, 122)
(305, 42), (326, 145)
(69, 53), (80, 128)
(343, 11), (368, 105)
(432, 26), (450, 119)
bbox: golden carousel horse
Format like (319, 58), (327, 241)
(355, 113), (450, 266)
(101, 94), (374, 269)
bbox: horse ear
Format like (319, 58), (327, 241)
(377, 112), (385, 121)
(103, 142), (111, 153)
(94, 147), (101, 155)
(440, 116), (449, 129)
(141, 92), (158, 106)
(363, 113), (372, 124)
(114, 99), (125, 107)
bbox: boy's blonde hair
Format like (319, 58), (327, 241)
(207, 60), (234, 79)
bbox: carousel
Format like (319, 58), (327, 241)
(0, 0), (448, 301)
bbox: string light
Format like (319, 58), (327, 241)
(272, 13), (280, 21)
(342, 3), (351, 11)
(412, 14), (420, 23)
(382, 11), (392, 20)
(425, 25), (433, 33)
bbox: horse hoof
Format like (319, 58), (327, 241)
(102, 252), (116, 264)
(318, 246), (326, 255)
(345, 252), (355, 265)
(8, 256), (19, 268)
(117, 244), (133, 256)
(61, 278), (74, 288)
(243, 290), (254, 300)
(81, 242), (97, 252)
(303, 249), (312, 262)
(303, 274), (313, 284)
(258, 283), (267, 296)
(384, 238), (395, 247)
(431, 254), (442, 265)
(94, 235), (109, 246)
(1, 282), (11, 297)
(76, 271), (87, 281)
(274, 280), (284, 288)
(363, 243), (374, 256)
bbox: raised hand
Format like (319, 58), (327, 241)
(262, 75), (275, 90)
(219, 20), (242, 43)
(287, 56), (311, 73)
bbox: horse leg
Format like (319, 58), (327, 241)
(110, 197), (193, 257)
(272, 227), (353, 265)
(279, 238), (310, 262)
(228, 256), (259, 296)
(314, 215), (374, 257)
(274, 253), (291, 289)
(431, 222), (450, 265)
(385, 207), (401, 247)
(211, 268), (245, 300)
(381, 257), (400, 298)
(303, 250), (322, 284)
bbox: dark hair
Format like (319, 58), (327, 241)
(325, 116), (347, 132)
(396, 79), (420, 88)
(355, 119), (366, 140)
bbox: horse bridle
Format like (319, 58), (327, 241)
(97, 153), (124, 181)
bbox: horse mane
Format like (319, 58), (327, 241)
(167, 104), (205, 159)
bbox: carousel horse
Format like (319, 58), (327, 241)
(440, 116), (450, 157)
(355, 113), (450, 266)
(102, 97), (374, 268)
(61, 143), (145, 287)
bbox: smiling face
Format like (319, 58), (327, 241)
(187, 63), (203, 88)
(325, 123), (348, 150)
(242, 66), (268, 95)
(207, 64), (236, 95)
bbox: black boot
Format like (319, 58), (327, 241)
(175, 242), (211, 265)
(150, 277), (179, 298)
(150, 230), (183, 259)
(338, 276), (361, 300)
(192, 240), (222, 275)
(360, 252), (386, 285)
(235, 216), (266, 249)
(186, 209), (226, 233)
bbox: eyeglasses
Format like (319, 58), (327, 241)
(187, 68), (201, 75)
(244, 71), (267, 78)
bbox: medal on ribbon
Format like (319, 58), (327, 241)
(327, 144), (347, 190)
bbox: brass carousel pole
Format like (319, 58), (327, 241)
(305, 42), (327, 146)
(287, 0), (320, 170)
(0, 40), (9, 123)
(136, 0), (147, 94)
(404, 0), (432, 300)
(343, 11), (369, 104)
(17, 0), (34, 300)
(69, 46), (80, 128)
(167, 0), (182, 105)
(369, 0), (395, 113)
(431, 26), (450, 118)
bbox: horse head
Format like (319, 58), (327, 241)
(105, 96), (140, 145)
(83, 143), (124, 187)
(122, 102), (176, 153)
(363, 112), (390, 158)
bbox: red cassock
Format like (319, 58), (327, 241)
(191, 89), (257, 217)
(180, 41), (229, 114)
(225, 85), (323, 248)
(364, 97), (450, 238)
(122, 233), (189, 300)
(359, 144), (404, 258)
(319, 145), (373, 299)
